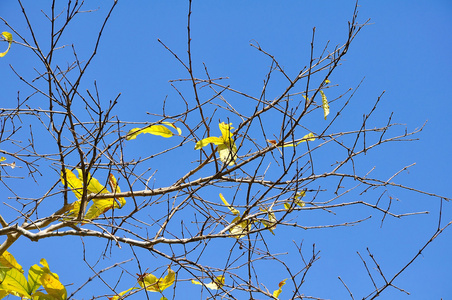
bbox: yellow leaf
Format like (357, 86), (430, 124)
(0, 32), (12, 57)
(85, 198), (117, 220)
(61, 169), (84, 199)
(219, 193), (240, 216)
(280, 133), (315, 148)
(0, 251), (23, 273)
(162, 122), (182, 135)
(272, 279), (287, 299)
(259, 207), (277, 235)
(218, 142), (237, 166)
(219, 122), (234, 140)
(76, 169), (108, 195)
(230, 216), (250, 239)
(28, 264), (44, 295)
(195, 122), (237, 166)
(108, 174), (126, 208)
(295, 190), (306, 201)
(325, 79), (331, 84)
(108, 287), (138, 300)
(320, 90), (329, 120)
(65, 200), (81, 218)
(40, 273), (66, 300)
(28, 259), (67, 300)
(191, 276), (225, 290)
(0, 157), (5, 162)
(138, 268), (175, 292)
(61, 169), (126, 220)
(126, 123), (181, 140)
(285, 191), (306, 210)
(194, 136), (224, 150)
(219, 194), (251, 238)
(0, 267), (30, 298)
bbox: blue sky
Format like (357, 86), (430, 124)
(1, 1), (451, 299)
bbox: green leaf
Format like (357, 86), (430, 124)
(320, 90), (329, 120)
(0, 32), (12, 57)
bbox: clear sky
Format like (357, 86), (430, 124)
(1, 1), (451, 299)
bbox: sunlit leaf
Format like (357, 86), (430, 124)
(61, 169), (126, 220)
(61, 169), (84, 200)
(195, 122), (237, 166)
(0, 32), (12, 57)
(194, 136), (224, 150)
(219, 193), (240, 216)
(272, 279), (287, 299)
(138, 267), (175, 292)
(0, 157), (5, 162)
(162, 122), (182, 135)
(259, 207), (277, 235)
(76, 169), (108, 195)
(108, 287), (138, 300)
(61, 168), (108, 198)
(294, 191), (306, 202)
(0, 251), (23, 273)
(30, 259), (67, 300)
(109, 174), (126, 208)
(219, 194), (251, 238)
(285, 191), (306, 211)
(267, 140), (277, 146)
(39, 273), (66, 300)
(325, 79), (331, 84)
(126, 123), (181, 140)
(85, 198), (118, 220)
(191, 275), (225, 290)
(230, 216), (250, 239)
(320, 90), (329, 120)
(28, 264), (44, 295)
(0, 267), (30, 298)
(218, 142), (237, 166)
(279, 133), (315, 148)
(65, 200), (81, 219)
